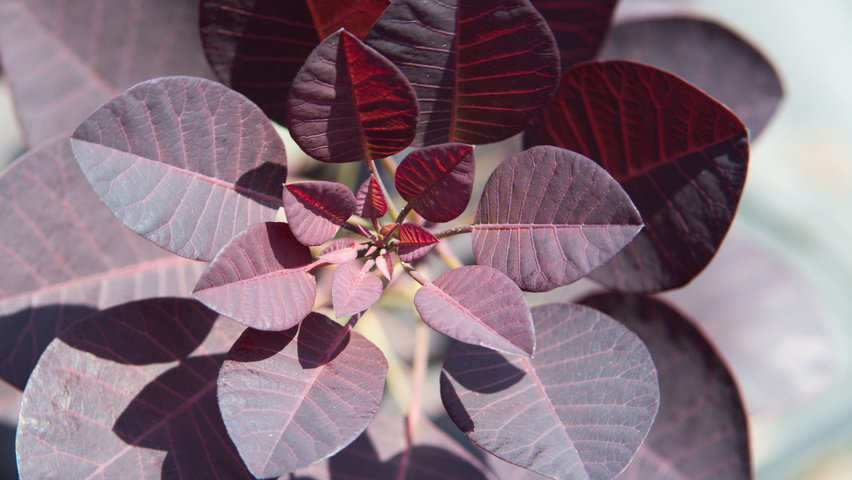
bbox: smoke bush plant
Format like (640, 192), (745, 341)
(0, 0), (783, 478)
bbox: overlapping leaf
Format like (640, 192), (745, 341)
(473, 146), (642, 292)
(414, 266), (534, 356)
(70, 76), (288, 261)
(284, 181), (356, 246)
(0, 137), (204, 390)
(286, 29), (419, 164)
(16, 298), (250, 479)
(355, 176), (388, 218)
(441, 303), (659, 480)
(525, 60), (749, 292)
(366, 0), (561, 146)
(193, 222), (316, 331)
(218, 312), (388, 478)
(395, 143), (475, 223)
(319, 238), (360, 264)
(530, 0), (618, 69)
(397, 223), (438, 262)
(332, 262), (384, 317)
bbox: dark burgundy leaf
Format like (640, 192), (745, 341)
(525, 60), (749, 292)
(441, 303), (659, 480)
(530, 0), (618, 69)
(70, 76), (288, 261)
(286, 29), (418, 164)
(366, 0), (561, 146)
(218, 312), (388, 478)
(200, 0), (389, 125)
(380, 222), (398, 238)
(580, 294), (751, 480)
(16, 298), (251, 479)
(395, 143), (475, 223)
(284, 181), (357, 246)
(473, 145), (642, 292)
(193, 222), (316, 331)
(414, 266), (534, 356)
(599, 16), (783, 139)
(0, 0), (213, 146)
(355, 175), (388, 218)
(319, 238), (360, 264)
(397, 223), (438, 263)
(332, 261), (384, 317)
(0, 137), (204, 390)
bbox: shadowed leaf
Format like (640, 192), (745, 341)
(319, 238), (360, 264)
(397, 223), (438, 263)
(333, 262), (384, 317)
(530, 0), (618, 69)
(355, 176), (388, 219)
(395, 143), (475, 223)
(284, 181), (357, 246)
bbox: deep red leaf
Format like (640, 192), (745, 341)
(218, 312), (388, 478)
(525, 60), (749, 292)
(0, 0), (213, 146)
(286, 29), (419, 164)
(319, 238), (360, 264)
(473, 145), (642, 292)
(599, 16), (783, 140)
(70, 76), (288, 261)
(530, 0), (618, 70)
(308, 0), (391, 39)
(397, 223), (438, 263)
(193, 222), (316, 331)
(284, 181), (357, 246)
(332, 261), (384, 317)
(442, 303), (659, 480)
(366, 0), (561, 146)
(16, 298), (250, 479)
(355, 176), (388, 218)
(395, 143), (475, 223)
(0, 137), (203, 390)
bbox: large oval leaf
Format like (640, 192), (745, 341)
(283, 181), (357, 246)
(395, 143), (475, 223)
(525, 60), (749, 292)
(218, 312), (388, 478)
(441, 303), (659, 480)
(530, 0), (618, 70)
(473, 146), (642, 292)
(286, 29), (418, 164)
(332, 261), (384, 317)
(0, 137), (204, 390)
(70, 76), (288, 261)
(193, 222), (316, 331)
(365, 0), (561, 146)
(414, 266), (534, 356)
(16, 298), (250, 479)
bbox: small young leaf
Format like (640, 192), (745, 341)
(395, 143), (475, 223)
(333, 262), (384, 317)
(283, 181), (357, 246)
(319, 238), (360, 264)
(355, 176), (388, 219)
(414, 266), (534, 356)
(397, 223), (438, 263)
(193, 223), (316, 331)
(375, 251), (395, 281)
(530, 0), (619, 70)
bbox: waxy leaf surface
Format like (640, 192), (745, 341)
(473, 146), (642, 292)
(581, 294), (751, 480)
(414, 266), (534, 356)
(599, 16), (783, 139)
(333, 262), (384, 317)
(0, 0), (213, 146)
(284, 181), (357, 246)
(200, 0), (389, 124)
(286, 29), (418, 164)
(0, 138), (203, 390)
(193, 222), (315, 331)
(530, 0), (618, 69)
(218, 312), (388, 478)
(16, 298), (251, 479)
(366, 0), (561, 146)
(355, 176), (388, 218)
(441, 303), (659, 480)
(397, 223), (438, 263)
(319, 238), (360, 264)
(395, 143), (475, 223)
(71, 76), (288, 262)
(525, 61), (749, 292)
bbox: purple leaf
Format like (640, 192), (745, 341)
(397, 223), (438, 263)
(599, 16), (783, 139)
(70, 76), (288, 261)
(0, 137), (204, 390)
(332, 261), (384, 317)
(286, 29), (419, 164)
(375, 251), (395, 281)
(530, 0), (618, 69)
(284, 181), (357, 246)
(355, 175), (388, 219)
(365, 0), (561, 146)
(218, 312), (388, 478)
(473, 145), (642, 292)
(525, 60), (749, 292)
(0, 0), (213, 146)
(319, 238), (360, 264)
(414, 266), (534, 356)
(580, 294), (751, 480)
(16, 298), (251, 479)
(395, 143), (475, 223)
(441, 303), (659, 480)
(193, 222), (316, 331)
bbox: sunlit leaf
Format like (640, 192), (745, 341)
(319, 238), (360, 264)
(355, 176), (388, 219)
(397, 223), (438, 263)
(333, 262), (384, 317)
(283, 181), (356, 246)
(395, 143), (475, 223)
